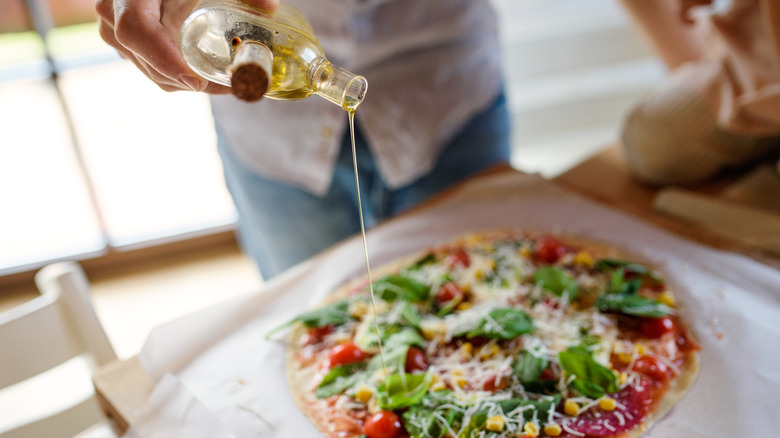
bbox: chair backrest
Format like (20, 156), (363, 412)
(0, 261), (117, 438)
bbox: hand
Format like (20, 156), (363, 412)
(96, 0), (280, 93)
(679, 0), (714, 24)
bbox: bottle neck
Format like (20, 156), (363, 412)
(310, 60), (368, 111)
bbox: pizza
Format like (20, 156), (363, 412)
(279, 231), (700, 438)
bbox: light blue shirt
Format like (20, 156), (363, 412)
(210, 0), (503, 195)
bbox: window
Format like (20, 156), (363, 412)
(0, 0), (236, 276)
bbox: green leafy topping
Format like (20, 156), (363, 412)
(266, 299), (353, 337)
(315, 363), (367, 399)
(373, 275), (430, 302)
(513, 351), (548, 383)
(368, 328), (425, 372)
(558, 346), (618, 398)
(460, 396), (561, 437)
(455, 308), (534, 340)
(397, 301), (423, 330)
(533, 266), (579, 299)
(595, 293), (673, 317)
(607, 268), (642, 295)
(376, 372), (434, 410)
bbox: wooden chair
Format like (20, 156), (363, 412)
(0, 261), (117, 438)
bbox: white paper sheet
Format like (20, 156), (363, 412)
(131, 172), (780, 437)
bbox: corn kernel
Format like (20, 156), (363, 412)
(598, 397), (616, 411)
(451, 368), (465, 376)
(450, 368), (468, 388)
(421, 321), (446, 340)
(564, 399), (581, 417)
(460, 343), (473, 359)
(478, 344), (500, 360)
(523, 421), (540, 437)
(367, 397), (381, 414)
(634, 343), (647, 355)
(486, 415), (505, 432)
(543, 423), (562, 436)
(573, 251), (594, 268)
(456, 301), (472, 311)
(349, 301), (369, 317)
(488, 259), (497, 270)
(519, 246), (532, 258)
(618, 372), (629, 385)
(355, 385), (373, 404)
(431, 381), (447, 392)
(658, 291), (676, 307)
(475, 269), (485, 280)
(617, 352), (633, 364)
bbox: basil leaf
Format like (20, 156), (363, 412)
(266, 299), (353, 338)
(533, 266), (578, 299)
(355, 322), (403, 351)
(606, 268), (642, 295)
(374, 275), (430, 302)
(376, 372), (434, 410)
(368, 328), (425, 372)
(571, 378), (605, 399)
(461, 395), (561, 436)
(558, 346), (618, 397)
(315, 363), (367, 398)
(596, 293), (673, 317)
(294, 300), (353, 327)
(397, 301), (423, 330)
(513, 351), (548, 383)
(461, 308), (534, 340)
(403, 405), (460, 438)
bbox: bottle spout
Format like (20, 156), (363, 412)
(313, 63), (368, 111)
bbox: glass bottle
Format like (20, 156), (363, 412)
(180, 0), (367, 110)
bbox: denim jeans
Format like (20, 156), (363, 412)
(217, 91), (511, 279)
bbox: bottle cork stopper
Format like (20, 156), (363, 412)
(228, 42), (273, 102)
(231, 64), (269, 102)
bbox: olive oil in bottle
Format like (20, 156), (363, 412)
(180, 0), (367, 109)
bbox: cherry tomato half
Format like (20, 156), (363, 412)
(405, 347), (428, 373)
(364, 410), (403, 438)
(446, 251), (471, 268)
(639, 316), (675, 339)
(632, 355), (670, 382)
(534, 237), (567, 264)
(328, 341), (368, 368)
(483, 374), (510, 392)
(436, 282), (464, 303)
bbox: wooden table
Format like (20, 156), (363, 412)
(90, 145), (780, 435)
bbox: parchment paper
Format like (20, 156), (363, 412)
(131, 172), (780, 437)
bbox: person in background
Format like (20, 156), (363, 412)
(96, 0), (511, 279)
(618, 0), (780, 186)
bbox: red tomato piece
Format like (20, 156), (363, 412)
(639, 316), (675, 339)
(328, 341), (368, 368)
(436, 282), (464, 303)
(534, 236), (567, 264)
(446, 251), (471, 268)
(632, 355), (670, 382)
(482, 374), (510, 392)
(364, 411), (403, 438)
(405, 347), (428, 373)
(305, 325), (334, 344)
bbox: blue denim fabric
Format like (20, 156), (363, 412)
(217, 91), (511, 279)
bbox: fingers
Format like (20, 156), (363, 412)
(679, 0), (714, 24)
(113, 0), (207, 91)
(241, 0), (281, 11)
(98, 13), (187, 91)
